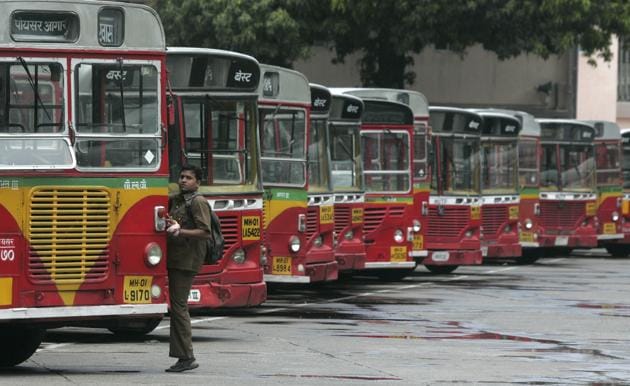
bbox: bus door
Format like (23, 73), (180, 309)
(425, 107), (483, 274)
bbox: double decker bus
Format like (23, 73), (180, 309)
(586, 121), (623, 254)
(338, 88), (428, 265)
(536, 119), (598, 254)
(474, 110), (521, 261)
(426, 107), (483, 273)
(0, 0), (168, 366)
(354, 98), (418, 280)
(305, 84), (337, 278)
(328, 91), (366, 271)
(258, 65), (337, 283)
(165, 47), (266, 308)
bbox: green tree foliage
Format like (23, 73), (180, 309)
(148, 0), (312, 67)
(327, 0), (630, 87)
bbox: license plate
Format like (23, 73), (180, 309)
(603, 222), (616, 234)
(412, 235), (424, 250)
(320, 205), (334, 224)
(123, 275), (152, 304)
(390, 246), (407, 262)
(432, 251), (449, 262)
(272, 256), (292, 275)
(188, 289), (201, 303)
(555, 236), (569, 246)
(520, 232), (534, 243)
(481, 246), (488, 257)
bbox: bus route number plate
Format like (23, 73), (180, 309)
(123, 275), (152, 304)
(272, 256), (292, 275)
(555, 236), (569, 246)
(188, 289), (201, 303)
(432, 251), (449, 262)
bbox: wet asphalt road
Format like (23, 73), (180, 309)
(4, 250), (630, 385)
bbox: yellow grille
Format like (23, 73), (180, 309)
(28, 187), (111, 284)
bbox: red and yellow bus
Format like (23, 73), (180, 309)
(536, 119), (598, 253)
(611, 128), (630, 256)
(328, 91), (366, 271)
(258, 65), (336, 283)
(474, 110), (521, 261)
(165, 47), (266, 308)
(306, 84), (338, 279)
(338, 89), (429, 267)
(586, 121), (623, 253)
(426, 107), (483, 273)
(353, 98), (418, 280)
(0, 0), (169, 366)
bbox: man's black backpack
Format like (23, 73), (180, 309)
(179, 193), (225, 264)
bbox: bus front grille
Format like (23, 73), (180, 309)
(539, 201), (584, 229)
(482, 206), (508, 237)
(28, 187), (111, 285)
(334, 205), (351, 234)
(218, 213), (238, 255)
(363, 206), (405, 234)
(306, 206), (319, 238)
(427, 206), (469, 238)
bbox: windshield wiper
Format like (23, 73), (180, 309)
(17, 57), (52, 131)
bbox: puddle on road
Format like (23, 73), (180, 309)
(260, 373), (402, 381)
(575, 303), (630, 310)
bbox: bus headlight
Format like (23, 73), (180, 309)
(151, 284), (162, 299)
(524, 219), (533, 230)
(232, 249), (246, 264)
(344, 230), (354, 240)
(393, 229), (404, 243)
(260, 245), (268, 265)
(313, 236), (323, 247)
(465, 230), (474, 238)
(144, 242), (162, 267)
(612, 211), (620, 222)
(504, 224), (512, 233)
(289, 236), (301, 253)
(412, 220), (421, 233)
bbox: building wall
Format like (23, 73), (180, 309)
(575, 39), (618, 122)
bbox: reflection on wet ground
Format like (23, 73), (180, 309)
(260, 373), (402, 381)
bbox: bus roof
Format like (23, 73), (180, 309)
(0, 0), (165, 50)
(329, 91), (363, 123)
(257, 63), (310, 105)
(583, 120), (621, 141)
(429, 106), (482, 135)
(167, 47), (260, 91)
(333, 88), (429, 118)
(537, 119), (596, 143)
(361, 98), (413, 125)
(470, 109), (521, 137)
(310, 83), (331, 117)
(472, 108), (540, 137)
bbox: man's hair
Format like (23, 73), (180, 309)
(180, 164), (203, 181)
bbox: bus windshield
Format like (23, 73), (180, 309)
(481, 140), (518, 193)
(259, 108), (307, 186)
(0, 60), (73, 169)
(330, 123), (362, 191)
(623, 140), (630, 189)
(595, 143), (621, 187)
(361, 130), (410, 193)
(308, 117), (330, 191)
(182, 98), (257, 186)
(542, 143), (595, 191)
(74, 61), (160, 170)
(433, 136), (480, 195)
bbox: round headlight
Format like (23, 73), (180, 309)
(144, 242), (162, 267)
(524, 219), (533, 230)
(151, 284), (162, 299)
(313, 236), (323, 247)
(232, 248), (246, 264)
(612, 211), (620, 222)
(393, 229), (404, 243)
(344, 230), (354, 240)
(289, 236), (301, 253)
(465, 230), (473, 238)
(412, 220), (421, 233)
(504, 224), (511, 233)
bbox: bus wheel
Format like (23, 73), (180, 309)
(425, 265), (458, 274)
(605, 244), (630, 257)
(373, 268), (416, 281)
(108, 317), (162, 337)
(0, 327), (44, 367)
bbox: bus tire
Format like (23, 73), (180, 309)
(605, 244), (630, 257)
(107, 317), (162, 337)
(425, 265), (458, 274)
(0, 327), (44, 367)
(373, 267), (416, 281)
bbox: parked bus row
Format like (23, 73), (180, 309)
(2, 0), (630, 367)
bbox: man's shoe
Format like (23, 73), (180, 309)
(165, 358), (199, 372)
